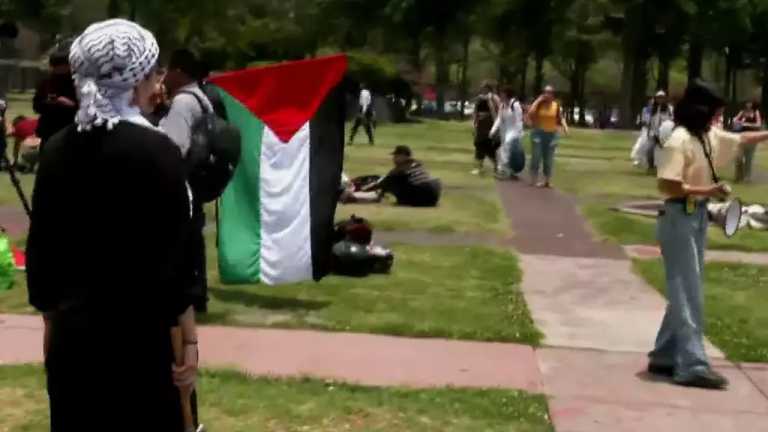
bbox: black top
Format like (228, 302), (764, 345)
(33, 74), (78, 142)
(26, 122), (193, 326)
(476, 95), (492, 114)
(380, 160), (434, 191)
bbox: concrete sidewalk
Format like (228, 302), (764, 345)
(0, 314), (542, 392)
(3, 314), (768, 431)
(626, 244), (768, 266)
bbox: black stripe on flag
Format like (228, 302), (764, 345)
(309, 83), (346, 281)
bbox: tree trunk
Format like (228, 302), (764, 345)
(619, 38), (635, 129)
(724, 54), (733, 102)
(434, 27), (449, 116)
(631, 53), (650, 127)
(569, 66), (578, 123)
(762, 61), (768, 119)
(578, 66), (588, 126)
(533, 50), (545, 95)
(520, 54), (529, 100)
(657, 56), (670, 92)
(459, 33), (471, 120)
(688, 41), (704, 82)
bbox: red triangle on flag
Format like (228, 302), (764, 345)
(210, 55), (348, 143)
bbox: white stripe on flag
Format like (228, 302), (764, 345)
(259, 123), (314, 285)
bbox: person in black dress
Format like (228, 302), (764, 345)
(26, 19), (198, 432)
(472, 81), (500, 175)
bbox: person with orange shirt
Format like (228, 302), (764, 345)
(526, 85), (568, 188)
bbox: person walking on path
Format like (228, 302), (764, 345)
(349, 83), (375, 145)
(471, 81), (501, 175)
(650, 79), (768, 390)
(732, 101), (763, 183)
(491, 86), (525, 180)
(26, 19), (198, 431)
(526, 85), (568, 188)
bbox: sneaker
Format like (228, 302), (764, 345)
(675, 369), (729, 390)
(647, 363), (675, 378)
(470, 169), (482, 176)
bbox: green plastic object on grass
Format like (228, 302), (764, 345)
(0, 233), (15, 291)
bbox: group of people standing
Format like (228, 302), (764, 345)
(472, 82), (568, 188)
(23, 18), (232, 431)
(636, 90), (764, 183)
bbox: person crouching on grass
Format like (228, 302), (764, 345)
(649, 79), (768, 390)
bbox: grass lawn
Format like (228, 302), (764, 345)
(554, 128), (768, 252)
(635, 259), (768, 363)
(0, 364), (553, 432)
(0, 240), (541, 345)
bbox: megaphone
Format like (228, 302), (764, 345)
(709, 195), (743, 239)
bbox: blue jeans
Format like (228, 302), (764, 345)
(735, 143), (757, 182)
(530, 129), (557, 179)
(650, 200), (711, 381)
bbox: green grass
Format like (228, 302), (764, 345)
(0, 242), (541, 345)
(341, 120), (507, 234)
(555, 128), (768, 252)
(0, 364), (553, 432)
(5, 92), (35, 120)
(635, 259), (768, 363)
(201, 242), (541, 344)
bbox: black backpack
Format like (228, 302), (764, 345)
(179, 89), (242, 203)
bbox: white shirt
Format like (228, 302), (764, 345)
(491, 100), (524, 142)
(359, 89), (372, 112)
(160, 83), (214, 157)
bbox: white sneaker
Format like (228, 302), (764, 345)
(470, 169), (482, 175)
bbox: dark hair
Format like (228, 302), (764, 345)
(49, 38), (72, 67)
(49, 52), (69, 67)
(169, 49), (202, 80)
(501, 86), (515, 99)
(12, 115), (25, 125)
(674, 80), (725, 141)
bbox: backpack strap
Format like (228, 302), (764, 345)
(177, 90), (212, 115)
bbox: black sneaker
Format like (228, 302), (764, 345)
(647, 363), (675, 378)
(675, 369), (729, 390)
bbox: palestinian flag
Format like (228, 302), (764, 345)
(209, 55), (347, 285)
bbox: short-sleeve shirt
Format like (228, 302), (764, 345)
(657, 126), (741, 197)
(12, 118), (39, 140)
(535, 101), (560, 133)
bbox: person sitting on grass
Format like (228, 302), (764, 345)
(363, 145), (442, 207)
(8, 116), (41, 172)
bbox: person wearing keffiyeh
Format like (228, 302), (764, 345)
(26, 19), (198, 431)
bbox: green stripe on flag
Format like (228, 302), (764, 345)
(217, 88), (265, 283)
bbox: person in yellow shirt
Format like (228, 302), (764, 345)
(650, 80), (768, 390)
(526, 85), (568, 187)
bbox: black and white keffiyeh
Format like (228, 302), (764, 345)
(69, 19), (159, 131)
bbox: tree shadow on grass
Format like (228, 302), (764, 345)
(208, 287), (331, 311)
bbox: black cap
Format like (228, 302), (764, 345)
(682, 79), (725, 109)
(391, 145), (412, 157)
